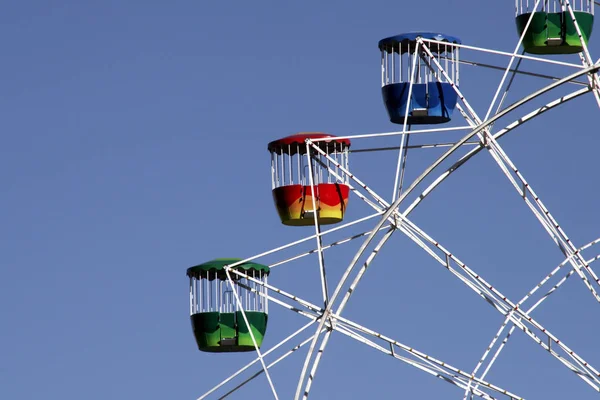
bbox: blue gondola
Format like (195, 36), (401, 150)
(378, 32), (462, 125)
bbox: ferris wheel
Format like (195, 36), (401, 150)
(187, 1), (600, 398)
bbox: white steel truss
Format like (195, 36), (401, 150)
(194, 6), (600, 399)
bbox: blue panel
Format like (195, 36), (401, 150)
(379, 32), (461, 53)
(382, 82), (409, 124)
(382, 82), (458, 125)
(412, 84), (428, 109)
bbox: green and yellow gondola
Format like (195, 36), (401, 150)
(187, 258), (270, 353)
(516, 1), (594, 54)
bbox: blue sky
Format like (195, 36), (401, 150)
(2, 1), (600, 399)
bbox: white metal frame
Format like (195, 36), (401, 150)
(194, 8), (600, 399)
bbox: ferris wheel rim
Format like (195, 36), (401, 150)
(197, 67), (600, 400)
(292, 46), (600, 397)
(195, 8), (600, 397)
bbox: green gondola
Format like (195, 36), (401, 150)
(187, 258), (270, 352)
(516, 1), (594, 54)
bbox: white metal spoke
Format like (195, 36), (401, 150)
(403, 86), (591, 217)
(330, 318), (524, 399)
(576, 49), (600, 108)
(419, 40), (600, 303)
(350, 140), (481, 152)
(465, 239), (600, 398)
(306, 142), (329, 307)
(309, 141), (521, 313)
(218, 212), (389, 275)
(391, 40), (420, 201)
(333, 325), (501, 400)
(452, 56), (589, 86)
(268, 221), (390, 269)
(198, 320), (317, 400)
(225, 270), (279, 400)
(307, 142), (517, 314)
(317, 125), (472, 142)
(232, 276), (320, 321)
(481, 130), (600, 296)
(391, 129), (410, 201)
(335, 228), (396, 315)
(477, 111), (600, 297)
(294, 214), (399, 400)
(193, 16), (600, 398)
(423, 37), (584, 69)
(563, 0), (600, 108)
(482, 1), (540, 122)
(292, 74), (597, 396)
(392, 62), (600, 223)
(375, 205), (600, 387)
(282, 144), (523, 398)
(300, 228), (398, 398)
(301, 328), (332, 400)
(270, 174), (587, 393)
(217, 327), (329, 399)
(227, 267), (323, 316)
(487, 49), (524, 129)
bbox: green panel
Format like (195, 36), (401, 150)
(187, 258), (270, 279)
(516, 12), (594, 54)
(516, 12), (549, 50)
(219, 312), (236, 340)
(190, 312), (221, 350)
(236, 311), (268, 348)
(546, 12), (563, 40)
(565, 12), (594, 47)
(190, 312), (269, 353)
